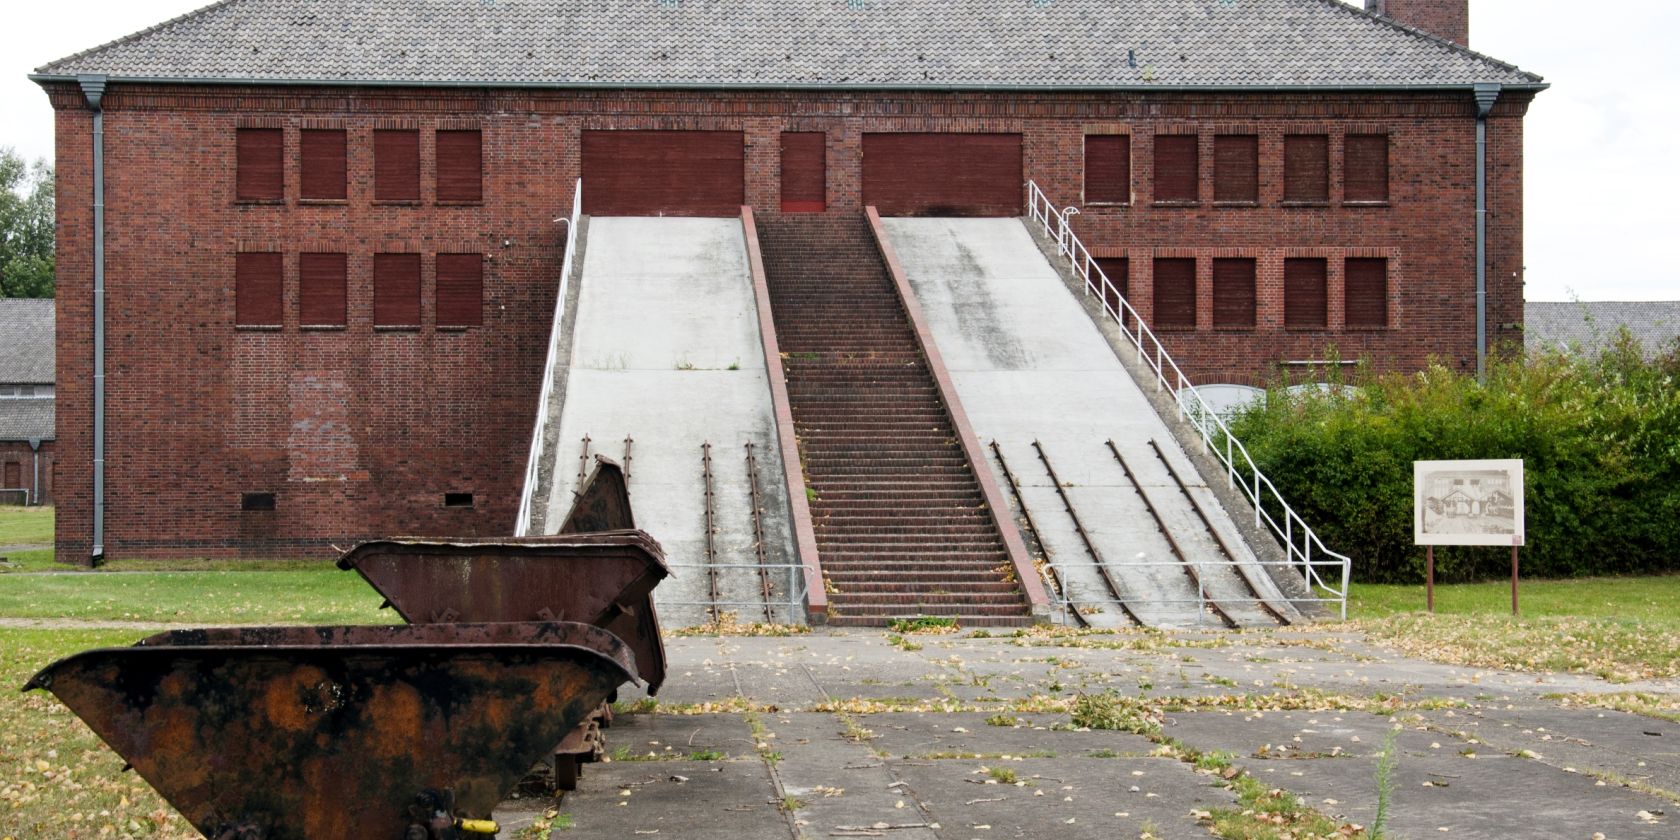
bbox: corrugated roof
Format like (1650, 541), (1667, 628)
(0, 399), (53, 442)
(33, 0), (1543, 90)
(0, 299), (54, 386)
(1525, 301), (1680, 358)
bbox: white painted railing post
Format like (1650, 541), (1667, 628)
(514, 178), (584, 537)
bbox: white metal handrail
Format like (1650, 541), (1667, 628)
(514, 179), (584, 537)
(1025, 180), (1351, 618)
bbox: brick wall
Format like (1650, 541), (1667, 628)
(45, 83), (1530, 560)
(1368, 1), (1470, 46)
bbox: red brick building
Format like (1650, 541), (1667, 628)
(34, 0), (1543, 561)
(0, 299), (56, 507)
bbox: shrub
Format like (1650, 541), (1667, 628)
(1223, 333), (1680, 583)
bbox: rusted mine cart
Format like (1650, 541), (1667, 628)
(23, 622), (637, 840)
(336, 531), (669, 692)
(335, 457), (671, 790)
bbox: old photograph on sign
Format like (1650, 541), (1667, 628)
(1414, 459), (1525, 547)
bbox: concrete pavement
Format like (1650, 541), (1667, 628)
(497, 628), (1678, 838)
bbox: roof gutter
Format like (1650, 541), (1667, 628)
(78, 74), (107, 563)
(27, 73), (1549, 95)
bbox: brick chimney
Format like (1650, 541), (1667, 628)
(1366, 0), (1470, 47)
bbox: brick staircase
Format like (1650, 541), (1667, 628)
(757, 215), (1032, 627)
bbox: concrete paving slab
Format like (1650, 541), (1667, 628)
(554, 758), (791, 839)
(883, 218), (1296, 628)
(764, 713), (941, 840)
(864, 711), (1155, 759)
(1419, 705), (1680, 796)
(1167, 709), (1676, 839)
(892, 755), (1236, 840)
(599, 710), (759, 760)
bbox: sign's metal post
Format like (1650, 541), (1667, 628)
(1426, 545), (1435, 613)
(1511, 545), (1520, 616)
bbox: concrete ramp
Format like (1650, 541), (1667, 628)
(538, 217), (802, 627)
(882, 217), (1300, 628)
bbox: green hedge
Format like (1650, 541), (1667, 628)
(1224, 336), (1680, 583)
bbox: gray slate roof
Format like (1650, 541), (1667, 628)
(34, 0), (1542, 90)
(0, 400), (53, 442)
(1525, 301), (1680, 358)
(0, 299), (54, 386)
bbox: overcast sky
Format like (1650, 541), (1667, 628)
(5, 0), (1677, 301)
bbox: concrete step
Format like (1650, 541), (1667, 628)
(758, 213), (1029, 624)
(825, 614), (1034, 627)
(827, 601), (1030, 617)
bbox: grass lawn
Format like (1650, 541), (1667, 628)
(0, 548), (56, 573)
(0, 506), (53, 546)
(1345, 575), (1680, 683)
(0, 568), (392, 626)
(0, 628), (202, 839)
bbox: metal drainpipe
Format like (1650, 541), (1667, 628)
(1474, 82), (1501, 384)
(78, 75), (107, 561)
(29, 439), (41, 506)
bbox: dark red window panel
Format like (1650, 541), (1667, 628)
(1084, 135), (1131, 204)
(235, 128), (283, 201)
(373, 253), (422, 327)
(436, 253), (484, 328)
(582, 130), (746, 216)
(234, 252), (283, 326)
(860, 133), (1024, 216)
(299, 253), (347, 327)
(300, 129), (347, 201)
(1153, 135), (1199, 203)
(1284, 258), (1329, 329)
(1152, 258), (1197, 329)
(1093, 257), (1130, 321)
(1345, 258), (1389, 328)
(374, 129), (421, 202)
(780, 132), (826, 213)
(1345, 135), (1390, 203)
(1213, 135), (1259, 204)
(437, 130), (484, 203)
(1212, 258), (1257, 328)
(1283, 135), (1329, 203)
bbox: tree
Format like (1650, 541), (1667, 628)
(0, 147), (55, 299)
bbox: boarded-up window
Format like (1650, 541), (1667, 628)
(236, 128), (284, 201)
(374, 253), (422, 327)
(300, 129), (347, 201)
(374, 129), (421, 202)
(1283, 135), (1329, 203)
(235, 252), (283, 327)
(1213, 136), (1258, 203)
(1085, 135), (1131, 204)
(1152, 258), (1197, 329)
(437, 130), (484, 203)
(436, 253), (483, 328)
(1345, 135), (1390, 203)
(1153, 135), (1199, 203)
(1345, 258), (1389, 328)
(1212, 258), (1256, 328)
(3, 462), (18, 490)
(1284, 258), (1328, 329)
(861, 133), (1023, 216)
(780, 132), (826, 213)
(1093, 257), (1130, 321)
(299, 253), (347, 327)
